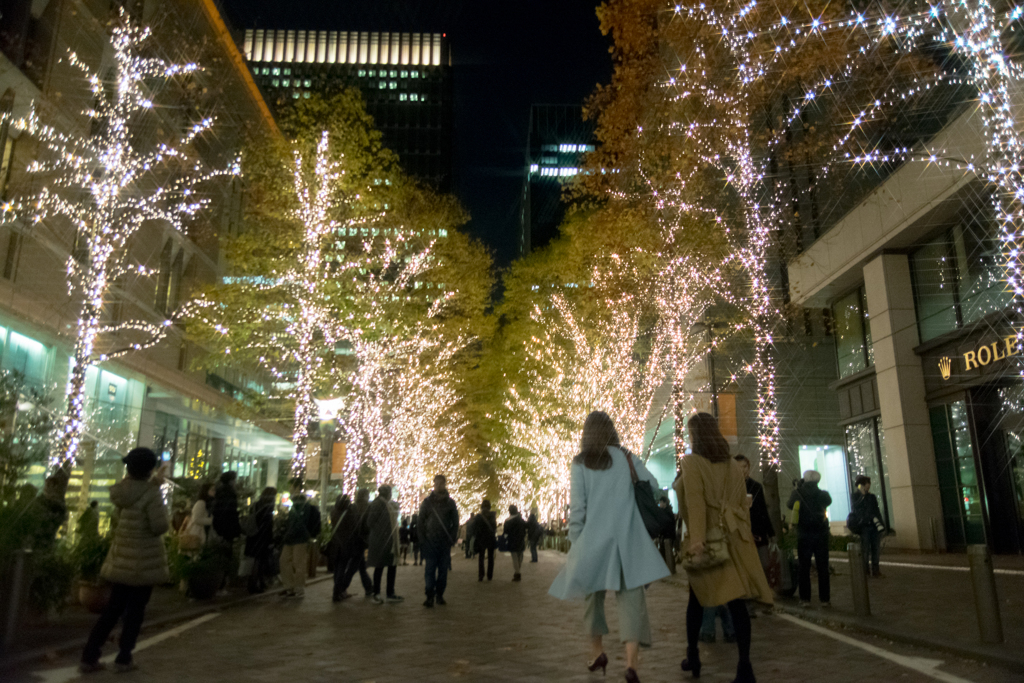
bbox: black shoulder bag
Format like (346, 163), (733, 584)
(625, 450), (663, 538)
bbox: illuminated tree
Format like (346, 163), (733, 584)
(2, 12), (235, 467)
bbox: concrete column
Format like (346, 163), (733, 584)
(266, 457), (280, 492)
(135, 388), (156, 450)
(863, 254), (945, 550)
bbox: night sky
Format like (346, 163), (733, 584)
(219, 0), (612, 269)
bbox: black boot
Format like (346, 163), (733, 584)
(732, 660), (755, 683)
(680, 646), (701, 678)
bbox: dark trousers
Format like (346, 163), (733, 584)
(423, 548), (449, 597)
(332, 553), (353, 599)
(413, 543), (420, 565)
(477, 546), (494, 580)
(529, 539), (538, 562)
(797, 532), (831, 603)
(339, 553), (373, 596)
(860, 526), (881, 572)
(373, 565), (397, 596)
(81, 584), (154, 665)
(686, 587), (751, 663)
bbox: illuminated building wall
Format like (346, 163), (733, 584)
(519, 105), (595, 256)
(243, 29), (454, 191)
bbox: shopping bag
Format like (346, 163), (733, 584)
(764, 541), (782, 590)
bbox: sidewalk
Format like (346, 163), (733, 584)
(773, 550), (1024, 672)
(0, 571), (331, 669)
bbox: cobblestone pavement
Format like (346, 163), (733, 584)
(15, 550), (1020, 683)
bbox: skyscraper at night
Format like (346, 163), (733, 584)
(243, 29), (454, 190)
(519, 105), (595, 256)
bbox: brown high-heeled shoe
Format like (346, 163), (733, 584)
(587, 652), (607, 675)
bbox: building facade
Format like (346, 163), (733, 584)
(519, 104), (595, 256)
(242, 29), (454, 191)
(0, 0), (291, 526)
(787, 95), (1024, 553)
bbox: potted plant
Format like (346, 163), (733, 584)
(181, 548), (226, 600)
(74, 535), (112, 613)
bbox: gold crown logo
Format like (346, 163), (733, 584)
(938, 356), (952, 381)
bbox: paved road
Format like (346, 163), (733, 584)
(15, 550), (1019, 683)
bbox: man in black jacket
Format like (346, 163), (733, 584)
(418, 475), (459, 607)
(503, 505), (528, 581)
(852, 475), (885, 577)
(736, 455), (775, 548)
(787, 471), (833, 607)
(471, 500), (497, 581)
(526, 510), (540, 562)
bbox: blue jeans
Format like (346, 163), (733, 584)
(700, 605), (734, 640)
(423, 547), (449, 597)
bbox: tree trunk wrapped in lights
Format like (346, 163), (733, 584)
(1, 10), (236, 468)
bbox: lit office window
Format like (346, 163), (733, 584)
(389, 70), (397, 77)
(421, 94), (427, 101)
(529, 163), (539, 173)
(379, 81), (387, 89)
(411, 71), (420, 78)
(303, 92), (310, 98)
(282, 79), (290, 86)
(272, 79), (280, 87)
(272, 67), (280, 76)
(389, 81), (397, 89)
(283, 68), (291, 75)
(261, 68), (270, 75)
(357, 69), (366, 77)
(400, 70), (408, 78)
(400, 93), (408, 101)
(410, 94), (419, 102)
(292, 92), (300, 99)
(303, 79), (311, 87)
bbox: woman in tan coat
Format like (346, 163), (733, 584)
(674, 413), (772, 683)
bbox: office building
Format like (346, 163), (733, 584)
(0, 0), (290, 524)
(787, 91), (1024, 553)
(243, 29), (454, 191)
(519, 105), (595, 256)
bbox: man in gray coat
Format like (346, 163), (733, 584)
(80, 448), (169, 674)
(366, 485), (403, 603)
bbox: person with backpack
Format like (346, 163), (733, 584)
(503, 505), (528, 582)
(418, 474), (459, 607)
(471, 499), (497, 581)
(850, 475), (885, 577)
(787, 470), (833, 608)
(280, 479), (322, 598)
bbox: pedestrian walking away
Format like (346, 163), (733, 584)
(244, 487), (277, 594)
(325, 493), (358, 601)
(504, 504), (528, 581)
(850, 475), (885, 577)
(336, 488), (374, 598)
(526, 508), (541, 562)
(787, 469), (833, 607)
(549, 411), (670, 683)
(80, 448), (170, 675)
(410, 513), (422, 565)
(472, 499), (497, 581)
(418, 474), (459, 607)
(279, 479), (322, 598)
(399, 516), (411, 565)
(675, 413), (773, 683)
(366, 484), (404, 603)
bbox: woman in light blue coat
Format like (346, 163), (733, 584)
(549, 412), (670, 683)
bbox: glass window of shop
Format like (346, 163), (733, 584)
(2, 330), (51, 387)
(832, 286), (873, 379)
(911, 213), (1014, 342)
(929, 400), (986, 548)
(798, 445), (851, 522)
(844, 417), (893, 529)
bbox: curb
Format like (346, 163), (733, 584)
(0, 574), (333, 671)
(773, 604), (1024, 674)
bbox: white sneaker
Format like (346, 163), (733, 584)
(372, 593), (384, 604)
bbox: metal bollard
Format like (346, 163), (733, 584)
(2, 549), (28, 652)
(967, 544), (1004, 643)
(847, 541), (871, 617)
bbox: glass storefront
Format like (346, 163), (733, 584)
(911, 216), (1014, 342)
(929, 400), (987, 548)
(798, 444), (851, 522)
(844, 417), (893, 529)
(832, 286), (873, 379)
